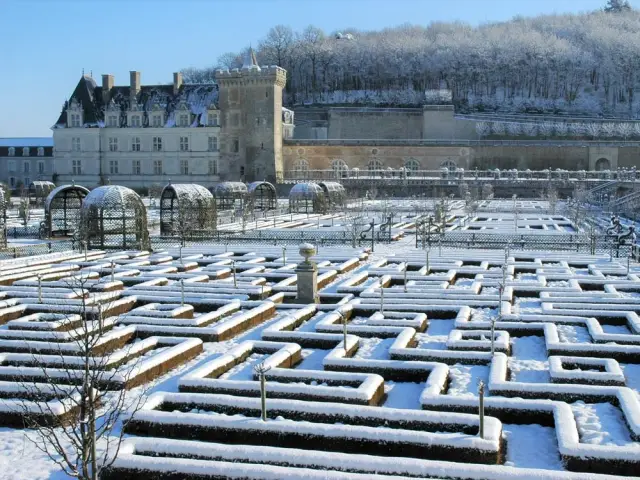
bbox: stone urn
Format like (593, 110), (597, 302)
(299, 243), (316, 264)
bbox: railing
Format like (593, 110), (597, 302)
(283, 169), (638, 184)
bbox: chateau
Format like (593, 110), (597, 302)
(4, 50), (639, 193)
(51, 49), (292, 188)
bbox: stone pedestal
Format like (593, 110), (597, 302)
(296, 243), (319, 304)
(296, 263), (319, 304)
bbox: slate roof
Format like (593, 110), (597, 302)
(54, 75), (219, 129)
(0, 137), (53, 157)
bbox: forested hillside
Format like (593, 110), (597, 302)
(182, 5), (640, 117)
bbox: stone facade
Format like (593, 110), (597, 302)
(283, 143), (636, 173)
(0, 139), (54, 190)
(52, 49), (291, 190)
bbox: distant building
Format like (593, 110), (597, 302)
(52, 48), (292, 189)
(0, 138), (54, 191)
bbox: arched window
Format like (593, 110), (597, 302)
(440, 159), (457, 170)
(37, 147), (44, 156)
(367, 158), (384, 174)
(404, 158), (420, 176)
(8, 147), (14, 156)
(23, 147), (30, 156)
(293, 158), (309, 175)
(331, 159), (348, 178)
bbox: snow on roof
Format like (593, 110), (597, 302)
(0, 138), (53, 147)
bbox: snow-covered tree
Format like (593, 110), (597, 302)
(601, 122), (618, 137)
(617, 122), (634, 139)
(604, 0), (632, 13)
(492, 122), (506, 136)
(507, 122), (522, 136)
(555, 122), (569, 136)
(522, 123), (538, 137)
(538, 122), (555, 137)
(476, 121), (490, 138)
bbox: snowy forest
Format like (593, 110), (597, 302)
(181, 3), (640, 117)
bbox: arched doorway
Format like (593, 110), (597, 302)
(595, 158), (611, 171)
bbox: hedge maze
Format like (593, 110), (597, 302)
(0, 246), (638, 479)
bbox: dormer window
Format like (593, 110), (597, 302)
(37, 147), (44, 156)
(208, 113), (219, 126)
(179, 114), (189, 127)
(8, 147), (14, 156)
(130, 115), (141, 127)
(152, 115), (163, 127)
(107, 115), (118, 127)
(23, 147), (29, 156)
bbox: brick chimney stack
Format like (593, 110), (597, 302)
(102, 74), (114, 105)
(130, 71), (141, 103)
(173, 72), (183, 96)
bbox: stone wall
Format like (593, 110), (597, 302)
(283, 144), (639, 172)
(327, 109), (424, 139)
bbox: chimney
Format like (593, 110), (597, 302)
(173, 72), (183, 96)
(102, 74), (114, 104)
(130, 71), (141, 102)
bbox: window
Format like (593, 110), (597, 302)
(37, 147), (44, 156)
(152, 115), (162, 127)
(208, 113), (218, 126)
(208, 136), (218, 152)
(152, 136), (163, 151)
(232, 113), (239, 127)
(9, 177), (15, 188)
(255, 117), (261, 126)
(131, 137), (141, 151)
(23, 147), (30, 156)
(130, 115), (141, 127)
(109, 160), (119, 174)
(23, 162), (30, 174)
(8, 160), (16, 172)
(404, 158), (421, 174)
(179, 114), (189, 127)
(107, 115), (118, 127)
(179, 136), (189, 151)
(38, 161), (45, 174)
(72, 159), (82, 175)
(108, 137), (118, 152)
(208, 159), (218, 175)
(240, 166), (245, 177)
(232, 139), (239, 153)
(24, 177), (30, 187)
(70, 113), (81, 127)
(180, 159), (189, 175)
(132, 159), (141, 175)
(153, 159), (163, 175)
(331, 159), (348, 175)
(367, 158), (384, 172)
(293, 159), (309, 173)
(72, 137), (81, 152)
(8, 147), (14, 156)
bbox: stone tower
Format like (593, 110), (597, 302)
(215, 48), (287, 183)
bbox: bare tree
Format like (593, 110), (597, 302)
(545, 186), (559, 215)
(12, 274), (148, 480)
(18, 185), (30, 227)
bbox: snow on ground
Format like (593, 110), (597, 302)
(571, 402), (640, 448)
(509, 336), (550, 383)
(415, 319), (455, 350)
(383, 382), (424, 410)
(556, 325), (592, 344)
(0, 429), (71, 480)
(447, 364), (490, 397)
(353, 337), (394, 360)
(503, 424), (564, 470)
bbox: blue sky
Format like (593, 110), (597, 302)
(0, 0), (628, 137)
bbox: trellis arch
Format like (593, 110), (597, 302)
(160, 183), (216, 236)
(44, 184), (90, 238)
